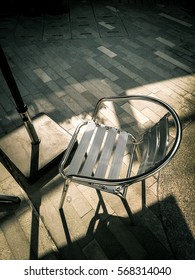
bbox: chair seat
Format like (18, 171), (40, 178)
(66, 121), (136, 181)
(65, 113), (170, 182)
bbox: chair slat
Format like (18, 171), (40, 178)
(148, 126), (160, 165)
(108, 131), (128, 179)
(80, 126), (107, 176)
(154, 115), (169, 163)
(138, 115), (169, 174)
(95, 128), (117, 178)
(67, 122), (96, 175)
(137, 134), (150, 175)
(126, 144), (136, 177)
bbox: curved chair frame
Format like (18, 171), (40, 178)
(59, 95), (182, 223)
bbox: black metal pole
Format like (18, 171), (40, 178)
(0, 45), (40, 144)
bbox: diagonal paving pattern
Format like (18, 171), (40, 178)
(0, 1), (195, 259)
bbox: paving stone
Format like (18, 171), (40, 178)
(46, 79), (64, 95)
(0, 94), (14, 112)
(71, 22), (99, 39)
(140, 208), (171, 252)
(129, 223), (173, 260)
(60, 82), (93, 112)
(106, 214), (148, 259)
(0, 17), (17, 41)
(53, 65), (70, 80)
(0, 167), (59, 260)
(0, 228), (15, 259)
(156, 36), (176, 48)
(11, 66), (39, 94)
(65, 76), (87, 94)
(82, 209), (129, 259)
(15, 16), (44, 40)
(97, 45), (117, 58)
(99, 57), (118, 74)
(33, 68), (52, 83)
(97, 18), (128, 37)
(83, 239), (108, 259)
(101, 77), (124, 94)
(159, 13), (193, 28)
(85, 73), (116, 98)
(86, 57), (118, 81)
(43, 15), (71, 41)
(110, 68), (141, 90)
(81, 80), (105, 103)
(155, 50), (193, 74)
(155, 57), (176, 70)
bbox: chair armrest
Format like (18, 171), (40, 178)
(92, 95), (182, 140)
(92, 95), (180, 124)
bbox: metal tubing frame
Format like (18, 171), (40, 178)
(60, 95), (182, 188)
(19, 110), (40, 144)
(59, 179), (70, 209)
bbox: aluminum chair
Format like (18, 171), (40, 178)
(59, 95), (182, 224)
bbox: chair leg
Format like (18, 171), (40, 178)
(141, 179), (146, 209)
(0, 194), (21, 204)
(59, 179), (70, 209)
(120, 197), (135, 225)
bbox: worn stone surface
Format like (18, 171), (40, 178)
(158, 121), (195, 260)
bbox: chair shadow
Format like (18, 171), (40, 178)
(156, 195), (195, 260)
(59, 187), (195, 260)
(59, 189), (131, 259)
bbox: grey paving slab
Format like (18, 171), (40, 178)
(82, 212), (129, 259)
(15, 16), (44, 40)
(60, 83), (93, 112)
(106, 214), (148, 259)
(0, 17), (17, 41)
(83, 239), (108, 259)
(0, 164), (59, 260)
(97, 18), (128, 38)
(43, 15), (71, 41)
(71, 21), (99, 39)
(69, 0), (99, 39)
(0, 93), (14, 112)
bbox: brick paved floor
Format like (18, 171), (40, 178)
(0, 0), (194, 259)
